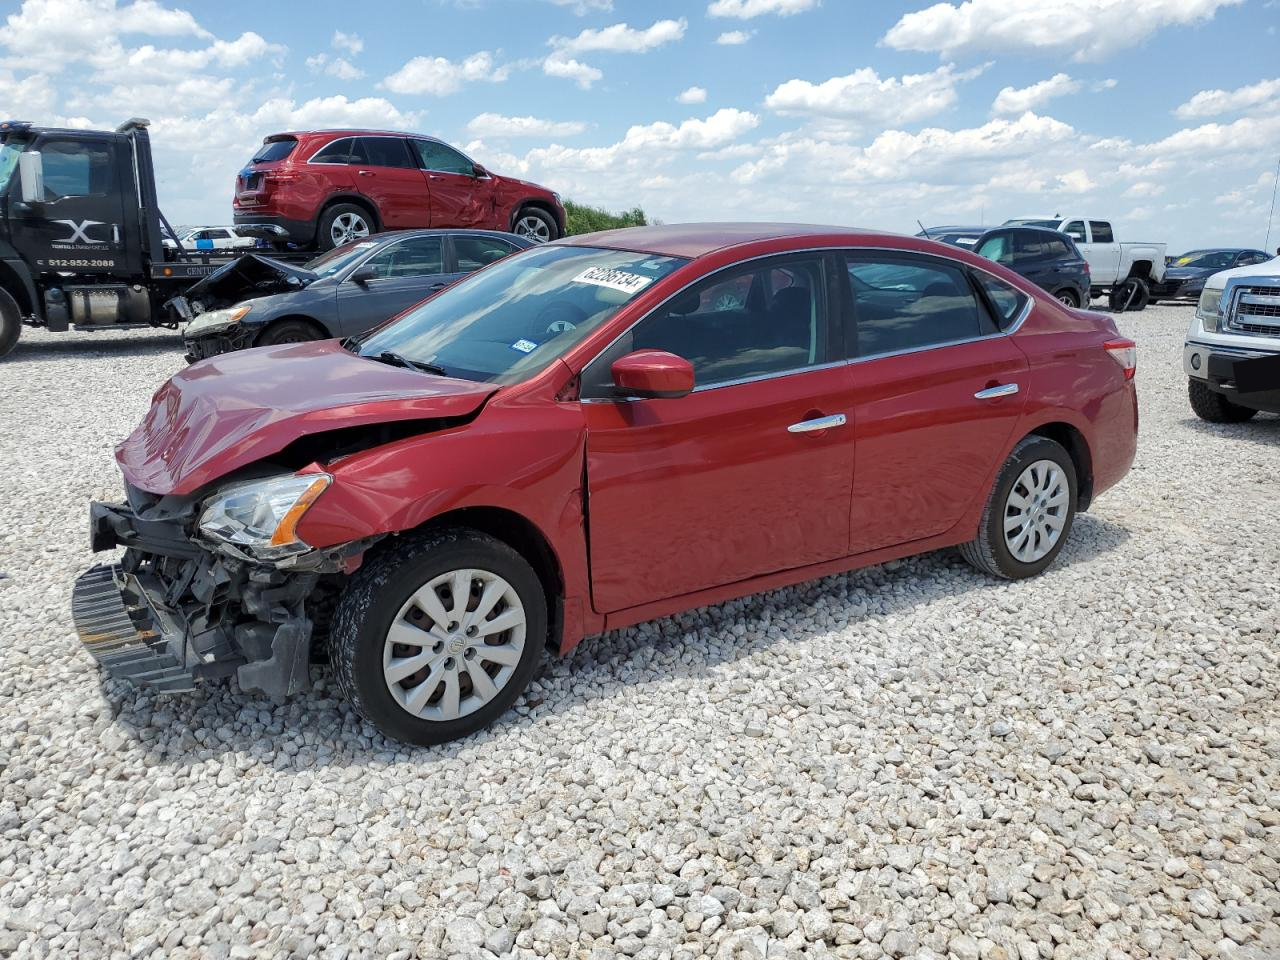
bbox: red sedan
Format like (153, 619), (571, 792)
(74, 223), (1137, 745)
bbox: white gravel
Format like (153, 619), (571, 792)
(0, 306), (1277, 960)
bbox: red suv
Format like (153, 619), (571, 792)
(232, 129), (565, 250)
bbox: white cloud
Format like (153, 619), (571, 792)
(546, 0), (612, 11)
(331, 30), (362, 56)
(1057, 169), (1094, 192)
(765, 64), (984, 126)
(1175, 78), (1280, 118)
(883, 0), (1244, 61)
(1141, 113), (1280, 158)
(551, 18), (687, 55)
(306, 53), (364, 81)
(383, 51), (510, 96)
(715, 30), (753, 44)
(677, 85), (708, 104)
(542, 53), (602, 89)
(465, 113), (587, 138)
(992, 73), (1082, 114)
(708, 0), (819, 18)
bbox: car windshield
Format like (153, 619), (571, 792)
(0, 142), (22, 192)
(1004, 218), (1060, 229)
(357, 244), (688, 385)
(1173, 251), (1235, 269)
(304, 240), (380, 277)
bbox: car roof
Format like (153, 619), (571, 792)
(557, 222), (890, 259)
(266, 129), (437, 141)
(925, 225), (987, 234)
(1176, 247), (1257, 255)
(363, 228), (530, 244)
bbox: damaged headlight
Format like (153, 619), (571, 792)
(199, 473), (331, 559)
(185, 303), (252, 337)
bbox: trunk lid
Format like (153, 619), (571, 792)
(235, 135), (299, 207)
(117, 341), (497, 496)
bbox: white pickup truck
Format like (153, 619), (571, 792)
(1183, 256), (1280, 422)
(1005, 216), (1166, 312)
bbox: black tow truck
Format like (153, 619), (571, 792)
(0, 117), (303, 358)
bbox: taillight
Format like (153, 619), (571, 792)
(263, 171), (299, 185)
(1083, 261), (1090, 276)
(1104, 338), (1136, 380)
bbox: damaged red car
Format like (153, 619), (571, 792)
(73, 223), (1138, 745)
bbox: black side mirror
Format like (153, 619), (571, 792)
(349, 264), (377, 285)
(473, 163), (489, 178)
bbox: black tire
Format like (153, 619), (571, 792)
(1108, 277), (1149, 313)
(1188, 378), (1258, 423)
(317, 202), (375, 251)
(256, 318), (325, 346)
(959, 435), (1078, 580)
(0, 287), (22, 358)
(331, 527), (548, 746)
(1053, 288), (1080, 308)
(512, 206), (559, 244)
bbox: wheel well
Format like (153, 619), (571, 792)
(255, 314), (328, 344)
(1126, 261), (1152, 281)
(0, 262), (34, 317)
(320, 195), (380, 232)
(1029, 422), (1094, 511)
(416, 507), (565, 649)
(512, 200), (561, 233)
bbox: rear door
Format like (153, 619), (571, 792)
(334, 234), (448, 336)
(843, 252), (1028, 554)
(354, 137), (430, 229)
(410, 139), (495, 229)
(1012, 232), (1054, 292)
(1079, 220), (1121, 283)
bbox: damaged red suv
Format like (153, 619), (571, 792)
(232, 129), (565, 250)
(73, 224), (1137, 746)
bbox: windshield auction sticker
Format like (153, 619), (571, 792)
(571, 266), (654, 295)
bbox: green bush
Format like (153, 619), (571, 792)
(563, 200), (647, 236)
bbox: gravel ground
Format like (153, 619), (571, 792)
(0, 305), (1277, 960)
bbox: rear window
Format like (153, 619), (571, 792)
(251, 138), (297, 164)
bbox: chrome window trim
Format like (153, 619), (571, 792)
(307, 136), (357, 165)
(343, 233), (445, 283)
(578, 244), (1037, 402)
(410, 136), (478, 177)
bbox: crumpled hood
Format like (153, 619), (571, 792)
(182, 254), (319, 310)
(117, 341), (496, 496)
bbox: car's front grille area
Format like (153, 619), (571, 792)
(1233, 321), (1280, 336)
(1226, 284), (1280, 335)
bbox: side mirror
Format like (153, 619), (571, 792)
(18, 151), (43, 203)
(349, 264), (377, 285)
(611, 350), (695, 399)
(472, 163), (489, 179)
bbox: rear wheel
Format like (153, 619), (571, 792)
(256, 318), (325, 346)
(959, 436), (1077, 580)
(1054, 288), (1080, 308)
(0, 287), (21, 358)
(513, 207), (558, 244)
(1109, 277), (1149, 312)
(1188, 378), (1258, 423)
(332, 527), (547, 746)
(318, 203), (374, 250)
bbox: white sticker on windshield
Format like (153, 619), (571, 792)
(511, 338), (539, 353)
(571, 266), (654, 295)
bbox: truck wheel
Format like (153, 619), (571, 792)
(318, 203), (374, 250)
(331, 527), (547, 746)
(513, 207), (558, 244)
(1109, 277), (1149, 312)
(1188, 378), (1257, 423)
(958, 435), (1077, 580)
(257, 318), (325, 346)
(0, 287), (22, 358)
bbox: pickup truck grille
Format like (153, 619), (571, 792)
(1225, 285), (1280, 335)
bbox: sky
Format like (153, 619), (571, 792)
(2, 0), (1279, 252)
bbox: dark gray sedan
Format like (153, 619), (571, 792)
(182, 229), (532, 361)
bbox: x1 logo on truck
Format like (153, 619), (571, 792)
(52, 219), (106, 245)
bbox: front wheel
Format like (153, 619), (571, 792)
(256, 318), (324, 347)
(513, 207), (558, 244)
(331, 528), (547, 746)
(0, 287), (22, 358)
(1188, 378), (1258, 423)
(959, 436), (1078, 580)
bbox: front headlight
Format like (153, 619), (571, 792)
(185, 303), (252, 337)
(1196, 287), (1223, 331)
(199, 473), (331, 559)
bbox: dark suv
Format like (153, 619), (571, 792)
(233, 130), (565, 250)
(922, 226), (1090, 307)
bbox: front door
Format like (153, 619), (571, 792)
(335, 234), (448, 336)
(353, 137), (430, 230)
(411, 139), (494, 229)
(8, 134), (132, 275)
(581, 252), (856, 614)
(843, 253), (1029, 554)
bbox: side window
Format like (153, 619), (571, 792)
(1014, 233), (1045, 262)
(973, 273), (1029, 330)
(1063, 221), (1087, 242)
(975, 233), (1013, 266)
(311, 137), (363, 164)
(38, 139), (111, 199)
(847, 256), (993, 357)
(455, 236), (516, 272)
(360, 137), (415, 169)
(584, 255), (830, 395)
(1089, 221), (1114, 244)
(413, 140), (475, 176)
(1051, 238), (1076, 259)
(359, 237), (444, 279)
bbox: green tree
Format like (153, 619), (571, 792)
(563, 200), (648, 236)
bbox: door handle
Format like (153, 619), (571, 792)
(357, 169), (375, 177)
(427, 282), (448, 290)
(787, 413), (847, 434)
(975, 383), (1019, 400)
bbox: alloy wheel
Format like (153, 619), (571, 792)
(514, 215), (552, 243)
(1003, 459), (1069, 563)
(332, 212), (371, 246)
(382, 568), (527, 722)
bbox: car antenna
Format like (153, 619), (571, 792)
(917, 219), (931, 238)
